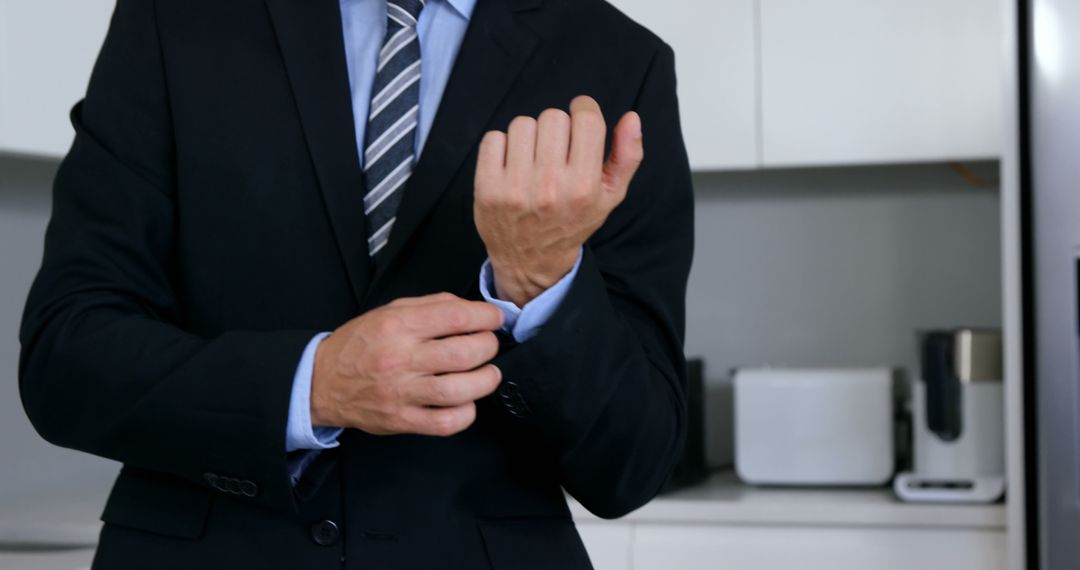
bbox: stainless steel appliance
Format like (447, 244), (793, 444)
(895, 329), (1005, 503)
(1022, 0), (1080, 566)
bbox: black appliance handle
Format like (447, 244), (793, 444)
(922, 332), (963, 442)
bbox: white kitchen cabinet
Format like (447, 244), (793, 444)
(759, 0), (1003, 167)
(607, 0), (759, 171)
(0, 0), (115, 157)
(0, 0), (760, 167)
(632, 524), (1006, 570)
(0, 0), (1002, 169)
(572, 472), (1007, 570)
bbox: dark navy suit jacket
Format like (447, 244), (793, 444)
(19, 0), (695, 567)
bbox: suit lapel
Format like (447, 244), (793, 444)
(264, 0), (371, 305)
(369, 0), (542, 288)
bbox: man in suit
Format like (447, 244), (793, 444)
(19, 0), (693, 567)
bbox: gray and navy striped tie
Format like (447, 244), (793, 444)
(363, 0), (426, 256)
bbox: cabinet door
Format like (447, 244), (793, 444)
(606, 0), (758, 171)
(575, 521), (632, 570)
(759, 0), (1002, 167)
(633, 524), (1007, 570)
(0, 0), (115, 157)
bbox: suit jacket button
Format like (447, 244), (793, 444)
(499, 381), (532, 417)
(310, 520), (340, 546)
(239, 480), (258, 497)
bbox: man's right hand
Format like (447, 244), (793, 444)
(310, 293), (505, 437)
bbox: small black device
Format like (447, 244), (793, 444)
(660, 358), (709, 493)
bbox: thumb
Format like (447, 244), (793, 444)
(602, 111), (644, 202)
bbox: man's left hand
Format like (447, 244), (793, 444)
(474, 95), (644, 308)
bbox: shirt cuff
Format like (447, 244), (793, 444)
(286, 332), (343, 453)
(478, 249), (583, 343)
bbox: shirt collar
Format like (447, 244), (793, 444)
(441, 0), (476, 20)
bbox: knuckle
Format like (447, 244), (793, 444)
(480, 333), (500, 358)
(534, 189), (557, 212)
(443, 307), (469, 330)
(537, 168), (561, 191)
(502, 191), (527, 211)
(371, 348), (406, 375)
(443, 344), (468, 369)
(369, 382), (394, 407)
(460, 405), (478, 428)
(575, 110), (605, 132)
(435, 406), (475, 437)
(383, 410), (408, 434)
(431, 379), (458, 404)
(374, 314), (403, 337)
(569, 187), (595, 209)
(474, 172), (493, 192)
(431, 413), (460, 437)
(474, 185), (497, 207)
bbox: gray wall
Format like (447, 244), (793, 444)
(0, 155), (1001, 505)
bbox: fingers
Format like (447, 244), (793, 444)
(536, 108), (571, 168)
(407, 364), (502, 407)
(400, 403), (479, 437)
(601, 111), (644, 205)
(506, 115), (537, 179)
(488, 97), (609, 173)
(476, 130), (507, 187)
(412, 331), (499, 374)
(388, 292), (461, 308)
(568, 95), (607, 170)
(408, 299), (504, 339)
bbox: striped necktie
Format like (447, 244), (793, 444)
(363, 0), (426, 257)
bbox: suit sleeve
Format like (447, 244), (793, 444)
(18, 0), (314, 513)
(489, 43), (695, 519)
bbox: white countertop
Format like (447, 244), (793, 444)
(0, 495), (102, 550)
(569, 471), (1007, 530)
(0, 470), (1006, 559)
(0, 495), (101, 570)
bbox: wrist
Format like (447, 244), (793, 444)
(309, 338), (337, 428)
(490, 251), (577, 307)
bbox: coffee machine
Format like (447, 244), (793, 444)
(894, 329), (1005, 503)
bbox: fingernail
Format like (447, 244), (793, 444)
(492, 365), (502, 381)
(634, 113), (643, 139)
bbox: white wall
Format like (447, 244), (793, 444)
(0, 156), (1001, 504)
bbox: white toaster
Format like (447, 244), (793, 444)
(734, 367), (897, 486)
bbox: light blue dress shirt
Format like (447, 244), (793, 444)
(284, 0), (581, 484)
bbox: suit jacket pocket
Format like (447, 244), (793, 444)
(100, 466), (213, 540)
(478, 517), (593, 570)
